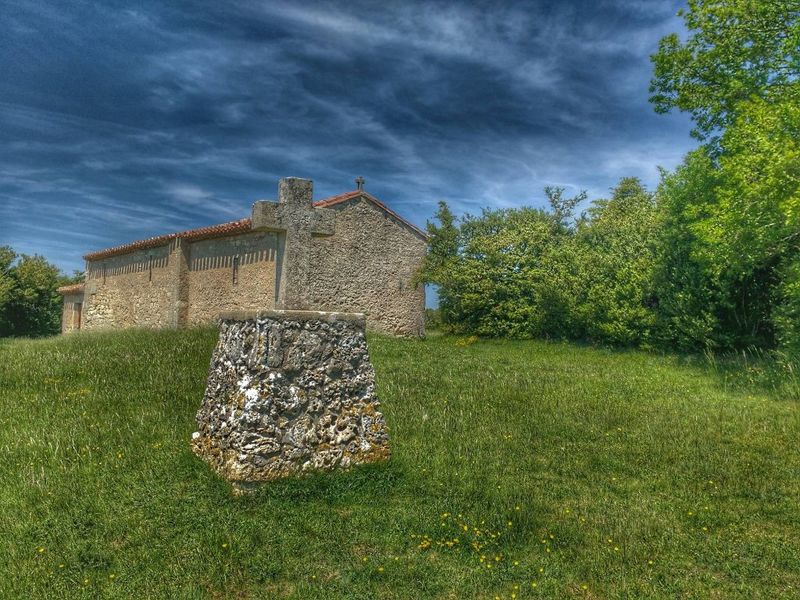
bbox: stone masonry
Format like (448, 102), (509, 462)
(251, 178), (335, 310)
(191, 310), (390, 491)
(58, 177), (428, 336)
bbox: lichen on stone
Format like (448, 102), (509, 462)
(191, 311), (390, 491)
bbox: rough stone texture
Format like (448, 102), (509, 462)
(191, 310), (389, 490)
(308, 197), (427, 336)
(80, 233), (278, 330)
(62, 177), (427, 337)
(251, 177), (335, 310)
(82, 244), (176, 329)
(185, 231), (278, 325)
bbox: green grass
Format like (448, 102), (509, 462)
(1, 328), (799, 599)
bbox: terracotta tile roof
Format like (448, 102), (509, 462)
(57, 283), (85, 295)
(83, 190), (427, 261)
(84, 218), (252, 261)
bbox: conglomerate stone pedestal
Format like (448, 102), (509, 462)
(191, 310), (390, 492)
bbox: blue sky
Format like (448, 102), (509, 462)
(0, 0), (694, 275)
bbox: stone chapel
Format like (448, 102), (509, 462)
(57, 177), (428, 336)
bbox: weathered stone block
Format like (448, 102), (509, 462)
(191, 309), (390, 492)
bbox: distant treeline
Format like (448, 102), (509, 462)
(421, 0), (800, 355)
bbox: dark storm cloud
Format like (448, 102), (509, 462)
(0, 0), (693, 273)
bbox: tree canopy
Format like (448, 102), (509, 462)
(0, 246), (78, 338)
(650, 0), (800, 140)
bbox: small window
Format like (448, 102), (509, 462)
(232, 256), (240, 285)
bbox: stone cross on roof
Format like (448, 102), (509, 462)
(251, 178), (334, 310)
(355, 175), (365, 191)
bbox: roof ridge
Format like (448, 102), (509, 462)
(314, 190), (428, 239)
(312, 189), (362, 207)
(84, 217), (252, 261)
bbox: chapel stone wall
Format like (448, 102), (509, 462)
(308, 198), (426, 336)
(185, 231), (278, 325)
(83, 244), (176, 329)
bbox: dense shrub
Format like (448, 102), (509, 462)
(421, 140), (800, 355)
(422, 179), (660, 346)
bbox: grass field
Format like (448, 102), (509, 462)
(1, 328), (799, 599)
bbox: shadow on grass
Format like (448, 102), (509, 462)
(231, 461), (409, 507)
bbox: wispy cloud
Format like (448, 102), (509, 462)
(0, 0), (694, 273)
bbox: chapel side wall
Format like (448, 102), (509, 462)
(308, 198), (426, 336)
(186, 231), (278, 325)
(61, 292), (84, 333)
(83, 244), (176, 330)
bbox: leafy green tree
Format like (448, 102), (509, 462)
(575, 179), (659, 345)
(774, 256), (800, 353)
(419, 186), (591, 338)
(421, 201), (459, 280)
(544, 186), (588, 230)
(650, 0), (800, 354)
(419, 184), (659, 345)
(652, 96), (800, 351)
(710, 97), (800, 349)
(652, 151), (723, 350)
(650, 0), (800, 140)
(443, 206), (561, 337)
(0, 248), (77, 338)
(709, 98), (800, 278)
(0, 246), (16, 321)
(419, 201), (461, 327)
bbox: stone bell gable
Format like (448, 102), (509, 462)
(58, 178), (428, 337)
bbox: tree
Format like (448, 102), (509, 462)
(544, 186), (588, 230)
(0, 247), (77, 338)
(418, 184), (658, 344)
(707, 97), (800, 349)
(418, 201), (461, 327)
(419, 201), (459, 286)
(652, 97), (800, 351)
(650, 0), (800, 140)
(652, 151), (724, 350)
(575, 178), (659, 345)
(0, 246), (16, 321)
(650, 0), (800, 353)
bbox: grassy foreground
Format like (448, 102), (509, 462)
(1, 329), (798, 599)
